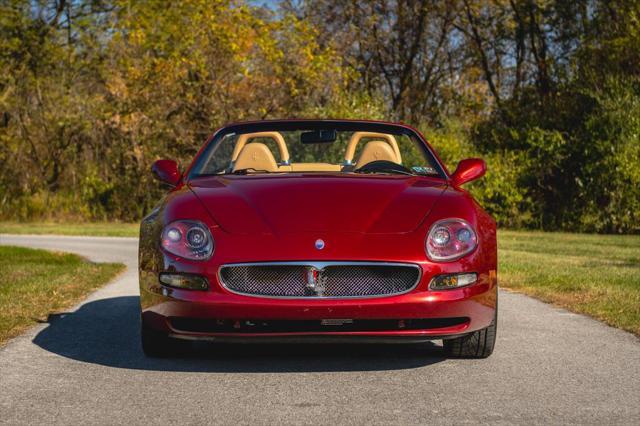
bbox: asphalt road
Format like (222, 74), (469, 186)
(0, 234), (639, 425)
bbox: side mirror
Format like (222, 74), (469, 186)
(151, 159), (181, 187)
(451, 158), (486, 186)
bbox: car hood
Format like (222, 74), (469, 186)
(188, 174), (446, 235)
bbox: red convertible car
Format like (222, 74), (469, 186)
(139, 119), (497, 358)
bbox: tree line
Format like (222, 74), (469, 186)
(1, 0), (639, 232)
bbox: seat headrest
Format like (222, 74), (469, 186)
(345, 132), (401, 164)
(231, 132), (290, 164)
(232, 143), (278, 173)
(355, 141), (399, 168)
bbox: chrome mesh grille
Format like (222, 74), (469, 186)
(219, 263), (420, 298)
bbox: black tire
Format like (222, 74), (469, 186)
(443, 310), (497, 359)
(140, 320), (177, 358)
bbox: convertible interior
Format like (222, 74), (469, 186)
(230, 131), (403, 174)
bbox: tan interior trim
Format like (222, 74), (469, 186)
(278, 163), (342, 172)
(344, 132), (401, 164)
(231, 132), (290, 164)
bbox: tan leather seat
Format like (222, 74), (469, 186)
(231, 132), (290, 165)
(355, 141), (399, 168)
(232, 143), (278, 173)
(345, 132), (401, 165)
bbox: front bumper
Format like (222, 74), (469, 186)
(140, 270), (497, 341)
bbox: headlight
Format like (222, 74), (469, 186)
(161, 220), (214, 260)
(425, 218), (477, 261)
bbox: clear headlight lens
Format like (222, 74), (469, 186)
(161, 220), (213, 260)
(426, 218), (477, 261)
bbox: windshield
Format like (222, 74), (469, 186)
(189, 122), (444, 178)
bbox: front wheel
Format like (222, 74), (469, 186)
(443, 311), (497, 358)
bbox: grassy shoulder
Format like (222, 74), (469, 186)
(0, 222), (138, 237)
(0, 246), (125, 345)
(499, 230), (640, 335)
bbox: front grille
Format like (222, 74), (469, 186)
(218, 262), (420, 298)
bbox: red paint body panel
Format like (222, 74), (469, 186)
(151, 159), (181, 186)
(189, 174), (446, 235)
(451, 158), (487, 187)
(139, 120), (497, 342)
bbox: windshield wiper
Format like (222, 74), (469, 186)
(355, 168), (415, 176)
(227, 168), (272, 175)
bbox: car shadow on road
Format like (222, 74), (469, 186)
(33, 296), (447, 372)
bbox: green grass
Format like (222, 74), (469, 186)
(499, 230), (640, 335)
(0, 246), (125, 345)
(0, 222), (138, 237)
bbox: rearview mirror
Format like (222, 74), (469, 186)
(301, 129), (337, 144)
(451, 158), (486, 186)
(151, 159), (181, 187)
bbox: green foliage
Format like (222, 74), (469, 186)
(426, 122), (532, 228)
(0, 0), (639, 233)
(0, 0), (355, 222)
(464, 73), (640, 233)
(577, 77), (640, 232)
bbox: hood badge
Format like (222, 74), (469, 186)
(314, 239), (325, 250)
